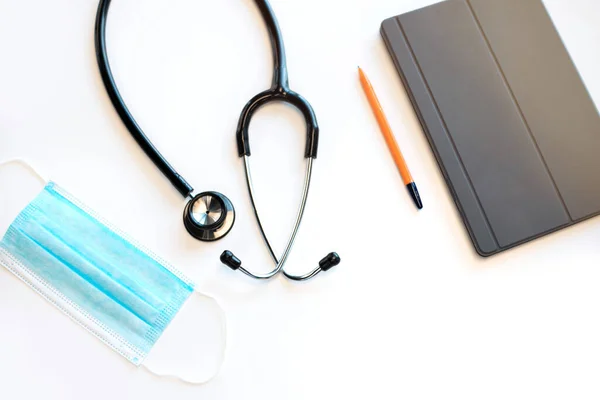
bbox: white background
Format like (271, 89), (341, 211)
(1, 0), (600, 398)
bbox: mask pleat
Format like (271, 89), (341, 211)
(37, 221), (163, 313)
(43, 188), (189, 305)
(0, 183), (195, 358)
(15, 226), (156, 326)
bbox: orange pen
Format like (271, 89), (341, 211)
(358, 67), (423, 210)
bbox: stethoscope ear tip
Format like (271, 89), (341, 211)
(221, 250), (242, 271)
(319, 252), (341, 272)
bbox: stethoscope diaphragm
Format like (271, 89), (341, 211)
(183, 192), (235, 242)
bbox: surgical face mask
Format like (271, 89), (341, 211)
(0, 160), (226, 384)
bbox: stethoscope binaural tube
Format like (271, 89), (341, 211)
(219, 1), (340, 281)
(220, 157), (340, 281)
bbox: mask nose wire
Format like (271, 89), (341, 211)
(233, 155), (313, 280)
(0, 159), (48, 185)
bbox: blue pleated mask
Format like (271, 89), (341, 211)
(0, 181), (222, 381)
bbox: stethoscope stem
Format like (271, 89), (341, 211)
(254, 0), (288, 90)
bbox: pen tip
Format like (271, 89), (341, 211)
(406, 182), (424, 210)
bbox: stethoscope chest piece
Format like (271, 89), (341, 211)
(184, 192), (235, 242)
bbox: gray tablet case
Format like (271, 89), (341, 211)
(381, 0), (600, 256)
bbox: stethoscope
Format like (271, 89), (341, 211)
(94, 0), (340, 281)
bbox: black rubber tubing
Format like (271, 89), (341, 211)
(94, 0), (318, 197)
(95, 0), (194, 198)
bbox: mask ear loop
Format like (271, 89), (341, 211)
(0, 159), (48, 185)
(140, 291), (227, 385)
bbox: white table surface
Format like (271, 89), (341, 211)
(1, 0), (600, 398)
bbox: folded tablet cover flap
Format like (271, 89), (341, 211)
(381, 0), (600, 256)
